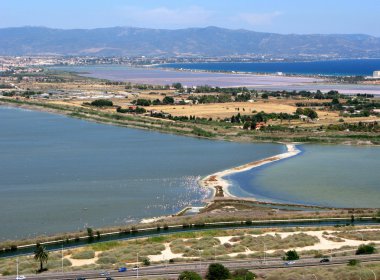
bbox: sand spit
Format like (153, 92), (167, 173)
(199, 144), (301, 199)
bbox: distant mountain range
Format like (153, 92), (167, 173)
(1, 26), (380, 58)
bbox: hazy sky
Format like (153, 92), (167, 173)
(1, 0), (379, 36)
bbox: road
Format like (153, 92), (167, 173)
(2, 254), (380, 280)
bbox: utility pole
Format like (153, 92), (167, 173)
(199, 250), (202, 276)
(136, 252), (139, 279)
(263, 242), (266, 265)
(61, 243), (64, 273)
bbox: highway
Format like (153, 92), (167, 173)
(2, 254), (379, 280)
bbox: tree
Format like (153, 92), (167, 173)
(135, 99), (151, 106)
(206, 263), (230, 280)
(261, 93), (269, 99)
(163, 96), (175, 104)
(178, 271), (202, 280)
(34, 243), (49, 272)
(303, 108), (318, 119)
(356, 244), (376, 255)
(90, 99), (113, 107)
(87, 227), (94, 242)
(152, 99), (162, 105)
(243, 121), (251, 130)
(295, 108), (318, 119)
(296, 108), (304, 115)
(284, 250), (299, 261)
(142, 257), (151, 266)
(172, 82), (183, 90)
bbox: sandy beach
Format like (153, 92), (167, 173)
(199, 143), (301, 199)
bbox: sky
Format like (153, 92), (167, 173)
(1, 0), (380, 36)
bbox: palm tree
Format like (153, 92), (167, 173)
(34, 243), (49, 272)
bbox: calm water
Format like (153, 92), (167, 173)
(0, 107), (283, 240)
(162, 59), (380, 76)
(50, 65), (319, 88)
(226, 145), (380, 208)
(52, 64), (380, 95)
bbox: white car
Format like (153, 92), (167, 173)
(16, 276), (26, 280)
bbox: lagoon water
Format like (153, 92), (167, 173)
(226, 145), (380, 208)
(2, 107), (379, 240)
(52, 64), (380, 95)
(162, 59), (380, 76)
(0, 107), (284, 240)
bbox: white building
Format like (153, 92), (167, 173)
(373, 71), (380, 78)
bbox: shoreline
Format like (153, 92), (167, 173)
(199, 143), (301, 199)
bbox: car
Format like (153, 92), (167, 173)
(75, 278), (86, 280)
(118, 267), (127, 272)
(320, 258), (330, 263)
(106, 277), (114, 280)
(132, 265), (139, 271)
(284, 261), (295, 266)
(16, 276), (26, 280)
(100, 271), (110, 276)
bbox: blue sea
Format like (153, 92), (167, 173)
(160, 59), (380, 76)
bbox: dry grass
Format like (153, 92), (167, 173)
(169, 233), (319, 258)
(333, 230), (380, 241)
(150, 100), (297, 119)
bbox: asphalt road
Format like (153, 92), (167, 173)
(2, 254), (380, 280)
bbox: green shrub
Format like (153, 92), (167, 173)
(96, 256), (117, 264)
(283, 250), (299, 261)
(71, 250), (95, 259)
(356, 244), (376, 255)
(232, 268), (256, 280)
(91, 241), (120, 251)
(191, 127), (215, 138)
(90, 99), (113, 107)
(163, 96), (174, 104)
(135, 99), (151, 106)
(2, 270), (11, 276)
(142, 258), (151, 266)
(178, 271), (202, 280)
(206, 263), (230, 280)
(348, 259), (360, 266)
